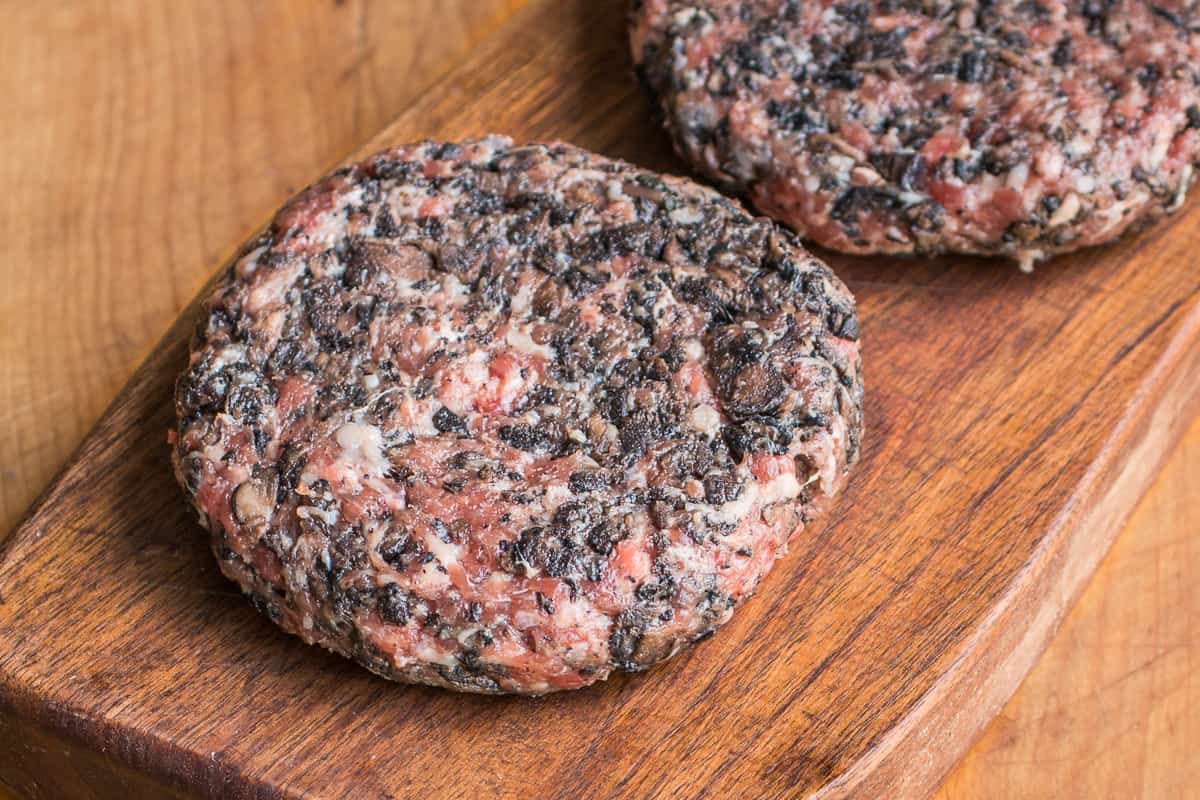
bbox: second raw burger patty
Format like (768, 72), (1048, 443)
(172, 136), (863, 695)
(631, 0), (1200, 269)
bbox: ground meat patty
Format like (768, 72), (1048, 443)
(171, 136), (862, 694)
(631, 0), (1200, 269)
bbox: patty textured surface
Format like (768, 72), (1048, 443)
(631, 0), (1200, 268)
(172, 136), (862, 694)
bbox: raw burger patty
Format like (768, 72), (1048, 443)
(171, 136), (863, 695)
(631, 0), (1200, 269)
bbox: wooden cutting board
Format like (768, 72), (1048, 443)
(2, 1), (1199, 797)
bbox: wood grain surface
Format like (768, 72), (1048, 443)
(0, 0), (524, 537)
(1, 1), (1197, 798)
(936, 415), (1200, 799)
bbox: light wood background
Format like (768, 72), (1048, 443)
(0, 2), (1194, 797)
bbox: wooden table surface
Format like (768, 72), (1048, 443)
(1, 2), (1194, 797)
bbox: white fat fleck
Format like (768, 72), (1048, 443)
(209, 344), (247, 371)
(298, 505), (339, 527)
(510, 280), (537, 316)
(1048, 193), (1081, 227)
(442, 272), (471, 298)
(1017, 250), (1042, 273)
(560, 167), (606, 188)
(235, 245), (268, 279)
(851, 165), (883, 186)
(439, 354), (490, 416)
(1145, 130), (1170, 171)
(1036, 149), (1065, 182)
(306, 213), (347, 249)
(340, 185), (364, 208)
(1064, 135), (1091, 160)
(505, 325), (553, 359)
(434, 313), (465, 344)
(424, 533), (462, 572)
(1005, 162), (1030, 189)
(651, 287), (678, 319)
(669, 204), (704, 225)
(827, 153), (856, 173)
(690, 405), (722, 437)
(1075, 174), (1097, 194)
(548, 593), (609, 636)
(1096, 188), (1149, 227)
(788, 40), (812, 66)
(671, 7), (706, 27)
(1169, 165), (1193, 212)
(411, 560), (451, 594)
(818, 418), (845, 495)
(664, 538), (716, 584)
(713, 469), (802, 525)
(394, 278), (429, 302)
(415, 641), (457, 667)
(683, 339), (704, 360)
(362, 373), (380, 390)
(246, 260), (303, 315)
(334, 422), (389, 478)
(606, 179), (625, 201)
(225, 463), (251, 486)
(543, 483), (573, 513)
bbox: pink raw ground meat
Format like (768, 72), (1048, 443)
(172, 137), (862, 694)
(631, 0), (1200, 269)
